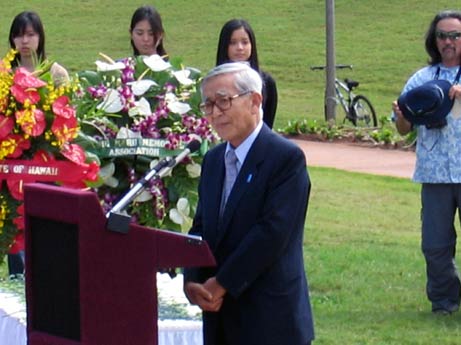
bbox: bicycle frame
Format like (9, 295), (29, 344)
(334, 78), (355, 119)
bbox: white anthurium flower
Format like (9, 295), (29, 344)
(95, 60), (125, 72)
(96, 88), (124, 113)
(99, 162), (119, 188)
(186, 162), (201, 178)
(168, 101), (191, 115)
(172, 69), (194, 86)
(116, 127), (142, 139)
(104, 176), (119, 188)
(169, 197), (192, 231)
(128, 97), (152, 117)
(143, 54), (171, 72)
(165, 92), (177, 103)
(165, 92), (191, 114)
(134, 190), (153, 202)
(128, 79), (158, 96)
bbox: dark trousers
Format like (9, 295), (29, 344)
(421, 183), (461, 311)
(7, 251), (24, 276)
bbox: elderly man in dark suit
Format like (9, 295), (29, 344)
(184, 62), (315, 345)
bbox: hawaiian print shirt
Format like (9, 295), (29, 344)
(401, 64), (461, 183)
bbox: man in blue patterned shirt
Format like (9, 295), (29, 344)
(393, 10), (461, 315)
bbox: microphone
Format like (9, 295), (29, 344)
(106, 139), (201, 233)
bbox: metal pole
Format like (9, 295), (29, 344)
(325, 0), (336, 124)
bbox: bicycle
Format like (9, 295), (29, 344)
(310, 64), (377, 127)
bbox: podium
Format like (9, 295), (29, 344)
(23, 183), (215, 345)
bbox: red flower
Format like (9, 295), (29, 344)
(7, 179), (24, 201)
(12, 204), (24, 231)
(59, 144), (100, 187)
(61, 143), (86, 165)
(34, 149), (55, 163)
(16, 108), (46, 136)
(52, 95), (76, 119)
(51, 115), (78, 144)
(13, 67), (47, 88)
(62, 161), (100, 188)
(84, 161), (100, 181)
(10, 67), (47, 105)
(50, 97), (78, 144)
(6, 134), (31, 158)
(0, 115), (14, 138)
(10, 84), (41, 104)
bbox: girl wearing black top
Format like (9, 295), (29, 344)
(216, 19), (278, 129)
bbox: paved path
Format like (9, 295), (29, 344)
(291, 139), (416, 179)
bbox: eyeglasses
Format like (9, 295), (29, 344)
(435, 30), (461, 41)
(200, 90), (251, 115)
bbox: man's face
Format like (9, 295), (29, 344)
(436, 18), (461, 66)
(202, 73), (261, 147)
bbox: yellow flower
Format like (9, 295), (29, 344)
(0, 197), (8, 235)
(0, 138), (17, 159)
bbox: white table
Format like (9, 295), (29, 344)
(0, 273), (203, 345)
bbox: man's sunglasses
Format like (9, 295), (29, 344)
(435, 30), (461, 41)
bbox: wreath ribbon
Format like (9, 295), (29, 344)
(0, 160), (92, 182)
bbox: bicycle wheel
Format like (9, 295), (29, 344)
(350, 95), (377, 127)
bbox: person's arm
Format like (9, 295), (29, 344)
(261, 72), (278, 129)
(183, 152), (224, 311)
(183, 199), (225, 311)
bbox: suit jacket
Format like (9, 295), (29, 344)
(184, 124), (314, 345)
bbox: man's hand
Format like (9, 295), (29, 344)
(184, 281), (224, 312)
(449, 84), (461, 100)
(203, 277), (226, 302)
(392, 100), (412, 135)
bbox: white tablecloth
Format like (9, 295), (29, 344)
(0, 273), (203, 345)
(0, 292), (27, 345)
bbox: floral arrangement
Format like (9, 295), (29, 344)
(0, 50), (100, 260)
(74, 53), (217, 233)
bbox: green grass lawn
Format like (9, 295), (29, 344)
(1, 1), (461, 343)
(307, 167), (461, 344)
(0, 0), (458, 128)
(3, 167), (461, 344)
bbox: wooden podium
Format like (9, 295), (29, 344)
(23, 183), (215, 345)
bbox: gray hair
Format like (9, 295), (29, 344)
(200, 62), (263, 118)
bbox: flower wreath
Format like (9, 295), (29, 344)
(74, 53), (217, 233)
(0, 50), (99, 259)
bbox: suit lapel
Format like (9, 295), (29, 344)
(217, 125), (271, 244)
(204, 145), (226, 250)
